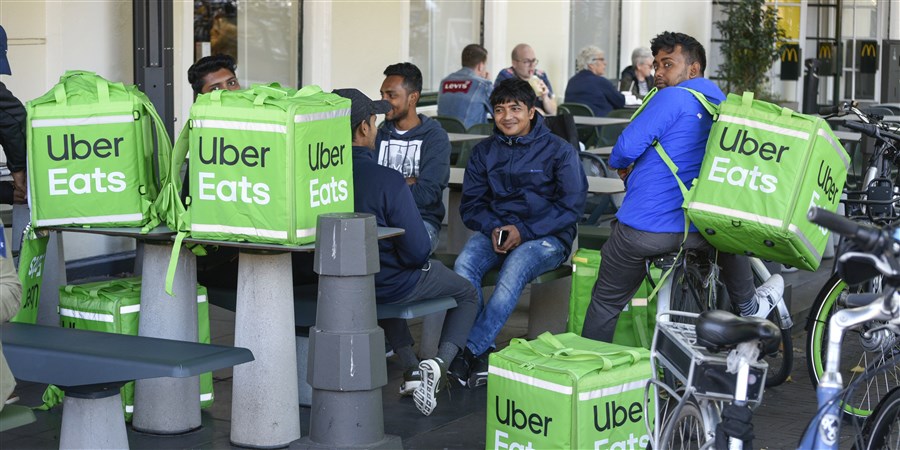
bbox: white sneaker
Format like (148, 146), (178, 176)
(414, 358), (445, 416)
(749, 274), (784, 319)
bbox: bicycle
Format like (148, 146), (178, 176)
(647, 246), (794, 388)
(801, 207), (900, 448)
(806, 103), (900, 420)
(645, 305), (781, 448)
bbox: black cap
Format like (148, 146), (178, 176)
(332, 88), (391, 128)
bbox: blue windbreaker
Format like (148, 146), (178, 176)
(610, 77), (725, 233)
(460, 115), (587, 253)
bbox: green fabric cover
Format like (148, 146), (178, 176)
(25, 70), (171, 228)
(51, 277), (213, 420)
(568, 248), (661, 349)
(10, 227), (48, 324)
(155, 83), (354, 245)
(486, 333), (653, 450)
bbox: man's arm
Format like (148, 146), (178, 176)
(0, 82), (27, 203)
(538, 73), (557, 115)
(514, 144), (587, 242)
(409, 129), (450, 209)
(460, 144), (503, 236)
(601, 78), (626, 110)
(385, 173), (431, 268)
(608, 88), (680, 169)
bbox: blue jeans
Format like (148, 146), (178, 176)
(454, 232), (568, 355)
(423, 221), (440, 255)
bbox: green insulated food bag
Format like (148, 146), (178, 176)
(567, 248), (661, 348)
(486, 333), (653, 450)
(55, 277), (214, 420)
(25, 70), (171, 228)
(160, 84), (353, 245)
(647, 89), (849, 271)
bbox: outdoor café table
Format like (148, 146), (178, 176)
(572, 116), (631, 127)
(585, 146), (614, 156)
(183, 226), (403, 448)
(447, 132), (489, 143)
(45, 225), (202, 435)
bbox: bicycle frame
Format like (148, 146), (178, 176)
(799, 290), (900, 449)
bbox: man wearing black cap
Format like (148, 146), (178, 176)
(333, 88), (478, 416)
(0, 25), (27, 205)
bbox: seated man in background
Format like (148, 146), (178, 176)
(564, 45), (625, 118)
(377, 62), (450, 253)
(451, 78), (587, 387)
(333, 88), (478, 416)
(437, 43), (493, 129)
(619, 47), (655, 99)
(0, 25), (27, 206)
(187, 54), (241, 98)
(0, 218), (22, 410)
(495, 43), (557, 115)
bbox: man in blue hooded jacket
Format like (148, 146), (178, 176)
(449, 78), (587, 387)
(377, 62), (450, 253)
(580, 31), (783, 342)
(334, 88), (478, 416)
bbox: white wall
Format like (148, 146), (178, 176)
(0, 0), (135, 261)
(505, 2), (570, 101)
(620, 1), (715, 75)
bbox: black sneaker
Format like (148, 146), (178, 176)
(399, 366), (422, 396)
(414, 357), (447, 416)
(467, 348), (493, 388)
(448, 348), (475, 387)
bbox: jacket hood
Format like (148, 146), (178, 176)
(382, 114), (443, 139)
(494, 113), (551, 147)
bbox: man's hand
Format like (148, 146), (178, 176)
(405, 176), (417, 186)
(616, 167), (632, 183)
(11, 170), (26, 204)
(534, 77), (550, 99)
(491, 225), (522, 254)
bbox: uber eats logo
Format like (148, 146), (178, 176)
(46, 133), (127, 195)
(195, 135), (350, 207)
(705, 125), (791, 194)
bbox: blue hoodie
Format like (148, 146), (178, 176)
(352, 146), (431, 302)
(460, 115), (587, 253)
(375, 114), (450, 231)
(610, 77), (725, 233)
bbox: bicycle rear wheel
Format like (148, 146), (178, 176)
(660, 395), (710, 450)
(806, 273), (900, 419)
(858, 387), (900, 450)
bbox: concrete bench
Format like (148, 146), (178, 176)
(206, 284), (457, 406)
(1, 322), (253, 449)
(431, 253), (573, 345)
(0, 404), (36, 432)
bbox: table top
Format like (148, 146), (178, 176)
(45, 225), (175, 241)
(450, 167), (624, 194)
(183, 226), (405, 253)
(584, 146), (614, 156)
(572, 116), (631, 126)
(448, 133), (490, 143)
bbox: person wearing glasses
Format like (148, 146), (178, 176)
(619, 47), (655, 99)
(495, 43), (557, 115)
(564, 45), (625, 118)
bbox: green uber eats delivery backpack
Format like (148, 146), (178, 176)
(637, 88), (849, 271)
(153, 84), (355, 292)
(26, 70), (171, 228)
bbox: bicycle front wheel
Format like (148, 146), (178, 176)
(858, 387), (900, 450)
(806, 273), (900, 419)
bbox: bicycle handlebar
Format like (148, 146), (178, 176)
(843, 120), (900, 143)
(807, 207), (886, 252)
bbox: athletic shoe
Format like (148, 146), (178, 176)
(467, 349), (493, 388)
(414, 357), (446, 416)
(448, 348), (475, 387)
(749, 274), (785, 319)
(399, 366), (422, 396)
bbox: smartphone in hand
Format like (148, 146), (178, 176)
(497, 229), (509, 247)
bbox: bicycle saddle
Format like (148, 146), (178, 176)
(695, 309), (781, 356)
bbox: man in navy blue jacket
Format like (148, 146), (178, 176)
(333, 88), (477, 416)
(564, 45), (625, 118)
(449, 78), (587, 387)
(580, 32), (783, 342)
(376, 63), (450, 253)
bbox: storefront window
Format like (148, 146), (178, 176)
(409, 1), (482, 94)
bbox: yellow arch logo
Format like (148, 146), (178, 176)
(818, 44), (833, 59)
(861, 43), (877, 58)
(782, 47), (799, 62)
